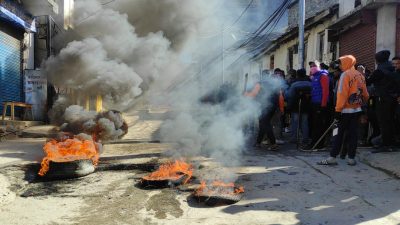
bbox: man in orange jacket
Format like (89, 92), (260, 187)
(318, 55), (369, 166)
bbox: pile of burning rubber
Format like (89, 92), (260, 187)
(140, 160), (193, 187)
(140, 160), (244, 206)
(37, 110), (127, 179)
(35, 108), (243, 206)
(38, 134), (100, 179)
(194, 180), (244, 206)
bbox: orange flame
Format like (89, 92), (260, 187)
(195, 180), (244, 196)
(142, 160), (193, 184)
(38, 137), (100, 176)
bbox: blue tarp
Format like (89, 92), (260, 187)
(0, 6), (36, 32)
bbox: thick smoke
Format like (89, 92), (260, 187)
(45, 0), (218, 108)
(44, 0), (286, 180)
(57, 105), (128, 141)
(44, 38), (143, 104)
(161, 74), (285, 168)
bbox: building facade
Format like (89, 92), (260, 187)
(0, 0), (36, 116)
(0, 0), (73, 121)
(329, 0), (399, 71)
(259, 0), (400, 75)
(261, 0), (339, 74)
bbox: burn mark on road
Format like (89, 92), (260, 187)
(145, 190), (183, 219)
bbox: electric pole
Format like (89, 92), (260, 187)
(298, 0), (305, 69)
(222, 30), (225, 84)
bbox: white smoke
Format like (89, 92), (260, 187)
(55, 105), (128, 142)
(43, 0), (287, 181)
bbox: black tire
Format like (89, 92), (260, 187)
(43, 159), (95, 180)
(140, 174), (190, 188)
(194, 193), (243, 206)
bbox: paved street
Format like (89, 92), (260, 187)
(1, 0), (400, 224)
(1, 114), (400, 225)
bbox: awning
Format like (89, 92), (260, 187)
(0, 6), (36, 32)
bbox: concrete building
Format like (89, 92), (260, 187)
(0, 0), (37, 119)
(0, 0), (74, 121)
(328, 0), (400, 70)
(257, 0), (399, 75)
(260, 0), (339, 74)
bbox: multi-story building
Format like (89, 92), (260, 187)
(0, 0), (74, 121)
(328, 0), (399, 70)
(259, 0), (400, 74)
(260, 0), (339, 73)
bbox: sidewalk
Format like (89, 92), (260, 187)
(358, 148), (400, 178)
(0, 138), (45, 168)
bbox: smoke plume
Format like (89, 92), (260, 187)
(43, 0), (287, 180)
(56, 105), (128, 141)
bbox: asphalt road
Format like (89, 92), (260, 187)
(1, 141), (400, 225)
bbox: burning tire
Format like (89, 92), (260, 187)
(194, 192), (244, 206)
(43, 159), (95, 179)
(38, 137), (100, 179)
(193, 181), (244, 206)
(140, 174), (191, 188)
(139, 160), (193, 188)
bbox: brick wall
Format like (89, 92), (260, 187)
(396, 4), (400, 57)
(339, 23), (376, 70)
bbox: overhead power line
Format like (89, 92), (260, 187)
(245, 1), (290, 53)
(238, 0), (290, 49)
(75, 0), (118, 26)
(198, 0), (254, 39)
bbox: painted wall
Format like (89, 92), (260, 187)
(339, 0), (356, 17)
(376, 4), (397, 56)
(397, 4), (400, 56)
(262, 18), (335, 75)
(21, 0), (65, 29)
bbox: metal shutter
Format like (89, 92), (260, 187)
(0, 30), (22, 114)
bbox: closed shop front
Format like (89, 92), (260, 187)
(339, 23), (377, 70)
(328, 9), (377, 71)
(0, 29), (22, 114)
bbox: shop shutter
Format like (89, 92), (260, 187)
(0, 30), (22, 115)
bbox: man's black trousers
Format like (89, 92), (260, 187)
(330, 113), (360, 159)
(257, 108), (276, 145)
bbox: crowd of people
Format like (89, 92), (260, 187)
(245, 50), (400, 166)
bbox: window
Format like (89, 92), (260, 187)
(304, 41), (308, 68)
(288, 47), (294, 70)
(270, 55), (275, 69)
(293, 44), (299, 54)
(329, 41), (338, 61)
(318, 32), (325, 62)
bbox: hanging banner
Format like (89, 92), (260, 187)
(24, 70), (47, 121)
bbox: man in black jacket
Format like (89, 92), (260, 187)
(368, 50), (398, 152)
(285, 69), (312, 145)
(393, 56), (400, 73)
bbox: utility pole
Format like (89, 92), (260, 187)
(298, 0), (305, 69)
(221, 30), (225, 84)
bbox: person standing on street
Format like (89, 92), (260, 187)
(392, 56), (400, 73)
(285, 68), (312, 145)
(302, 60), (330, 150)
(368, 50), (398, 152)
(245, 70), (285, 151)
(317, 55), (369, 166)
